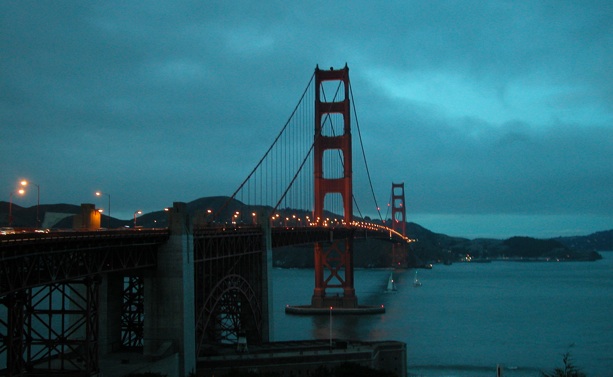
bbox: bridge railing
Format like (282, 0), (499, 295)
(193, 225), (262, 238)
(192, 221), (410, 249)
(351, 221), (413, 243)
(0, 228), (170, 246)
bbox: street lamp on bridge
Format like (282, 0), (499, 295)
(20, 179), (40, 228)
(95, 191), (111, 228)
(133, 210), (142, 227)
(8, 188), (26, 226)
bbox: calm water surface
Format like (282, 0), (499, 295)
(272, 252), (613, 377)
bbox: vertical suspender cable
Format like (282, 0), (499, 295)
(350, 83), (384, 223)
(214, 72), (315, 221)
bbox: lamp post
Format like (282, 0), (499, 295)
(97, 209), (104, 229)
(95, 191), (111, 228)
(20, 180), (40, 228)
(205, 209), (213, 226)
(133, 210), (142, 227)
(8, 188), (26, 226)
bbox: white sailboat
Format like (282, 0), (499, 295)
(386, 272), (397, 292)
(413, 270), (422, 287)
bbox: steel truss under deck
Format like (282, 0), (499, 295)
(193, 226), (265, 356)
(1, 278), (99, 376)
(0, 224), (407, 374)
(121, 276), (144, 349)
(0, 230), (168, 376)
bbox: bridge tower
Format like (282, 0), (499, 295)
(311, 64), (357, 309)
(391, 183), (406, 236)
(391, 183), (408, 267)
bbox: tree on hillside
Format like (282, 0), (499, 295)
(541, 352), (586, 377)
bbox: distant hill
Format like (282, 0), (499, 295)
(1, 198), (609, 265)
(0, 202), (81, 228)
(0, 201), (144, 229)
(553, 230), (613, 252)
(403, 229), (606, 265)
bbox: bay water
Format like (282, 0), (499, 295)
(271, 251), (613, 376)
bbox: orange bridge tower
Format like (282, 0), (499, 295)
(391, 182), (408, 267)
(286, 64), (384, 314)
(311, 65), (357, 309)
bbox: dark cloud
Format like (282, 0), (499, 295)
(1, 1), (611, 237)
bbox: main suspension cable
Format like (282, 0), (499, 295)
(215, 72), (316, 220)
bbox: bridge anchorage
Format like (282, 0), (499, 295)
(285, 65), (384, 315)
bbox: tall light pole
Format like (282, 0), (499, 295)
(133, 210), (142, 227)
(206, 209), (213, 226)
(8, 188), (26, 226)
(95, 191), (111, 228)
(20, 180), (40, 228)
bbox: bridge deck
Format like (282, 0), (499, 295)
(0, 229), (169, 296)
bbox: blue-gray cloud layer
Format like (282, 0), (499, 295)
(1, 1), (611, 237)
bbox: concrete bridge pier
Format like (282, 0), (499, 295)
(99, 274), (123, 354)
(143, 202), (195, 377)
(260, 209), (274, 343)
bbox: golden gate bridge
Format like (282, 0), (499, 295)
(0, 64), (411, 376)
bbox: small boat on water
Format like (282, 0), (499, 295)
(413, 270), (422, 287)
(385, 272), (397, 292)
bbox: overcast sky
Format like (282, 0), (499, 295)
(1, 1), (611, 239)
